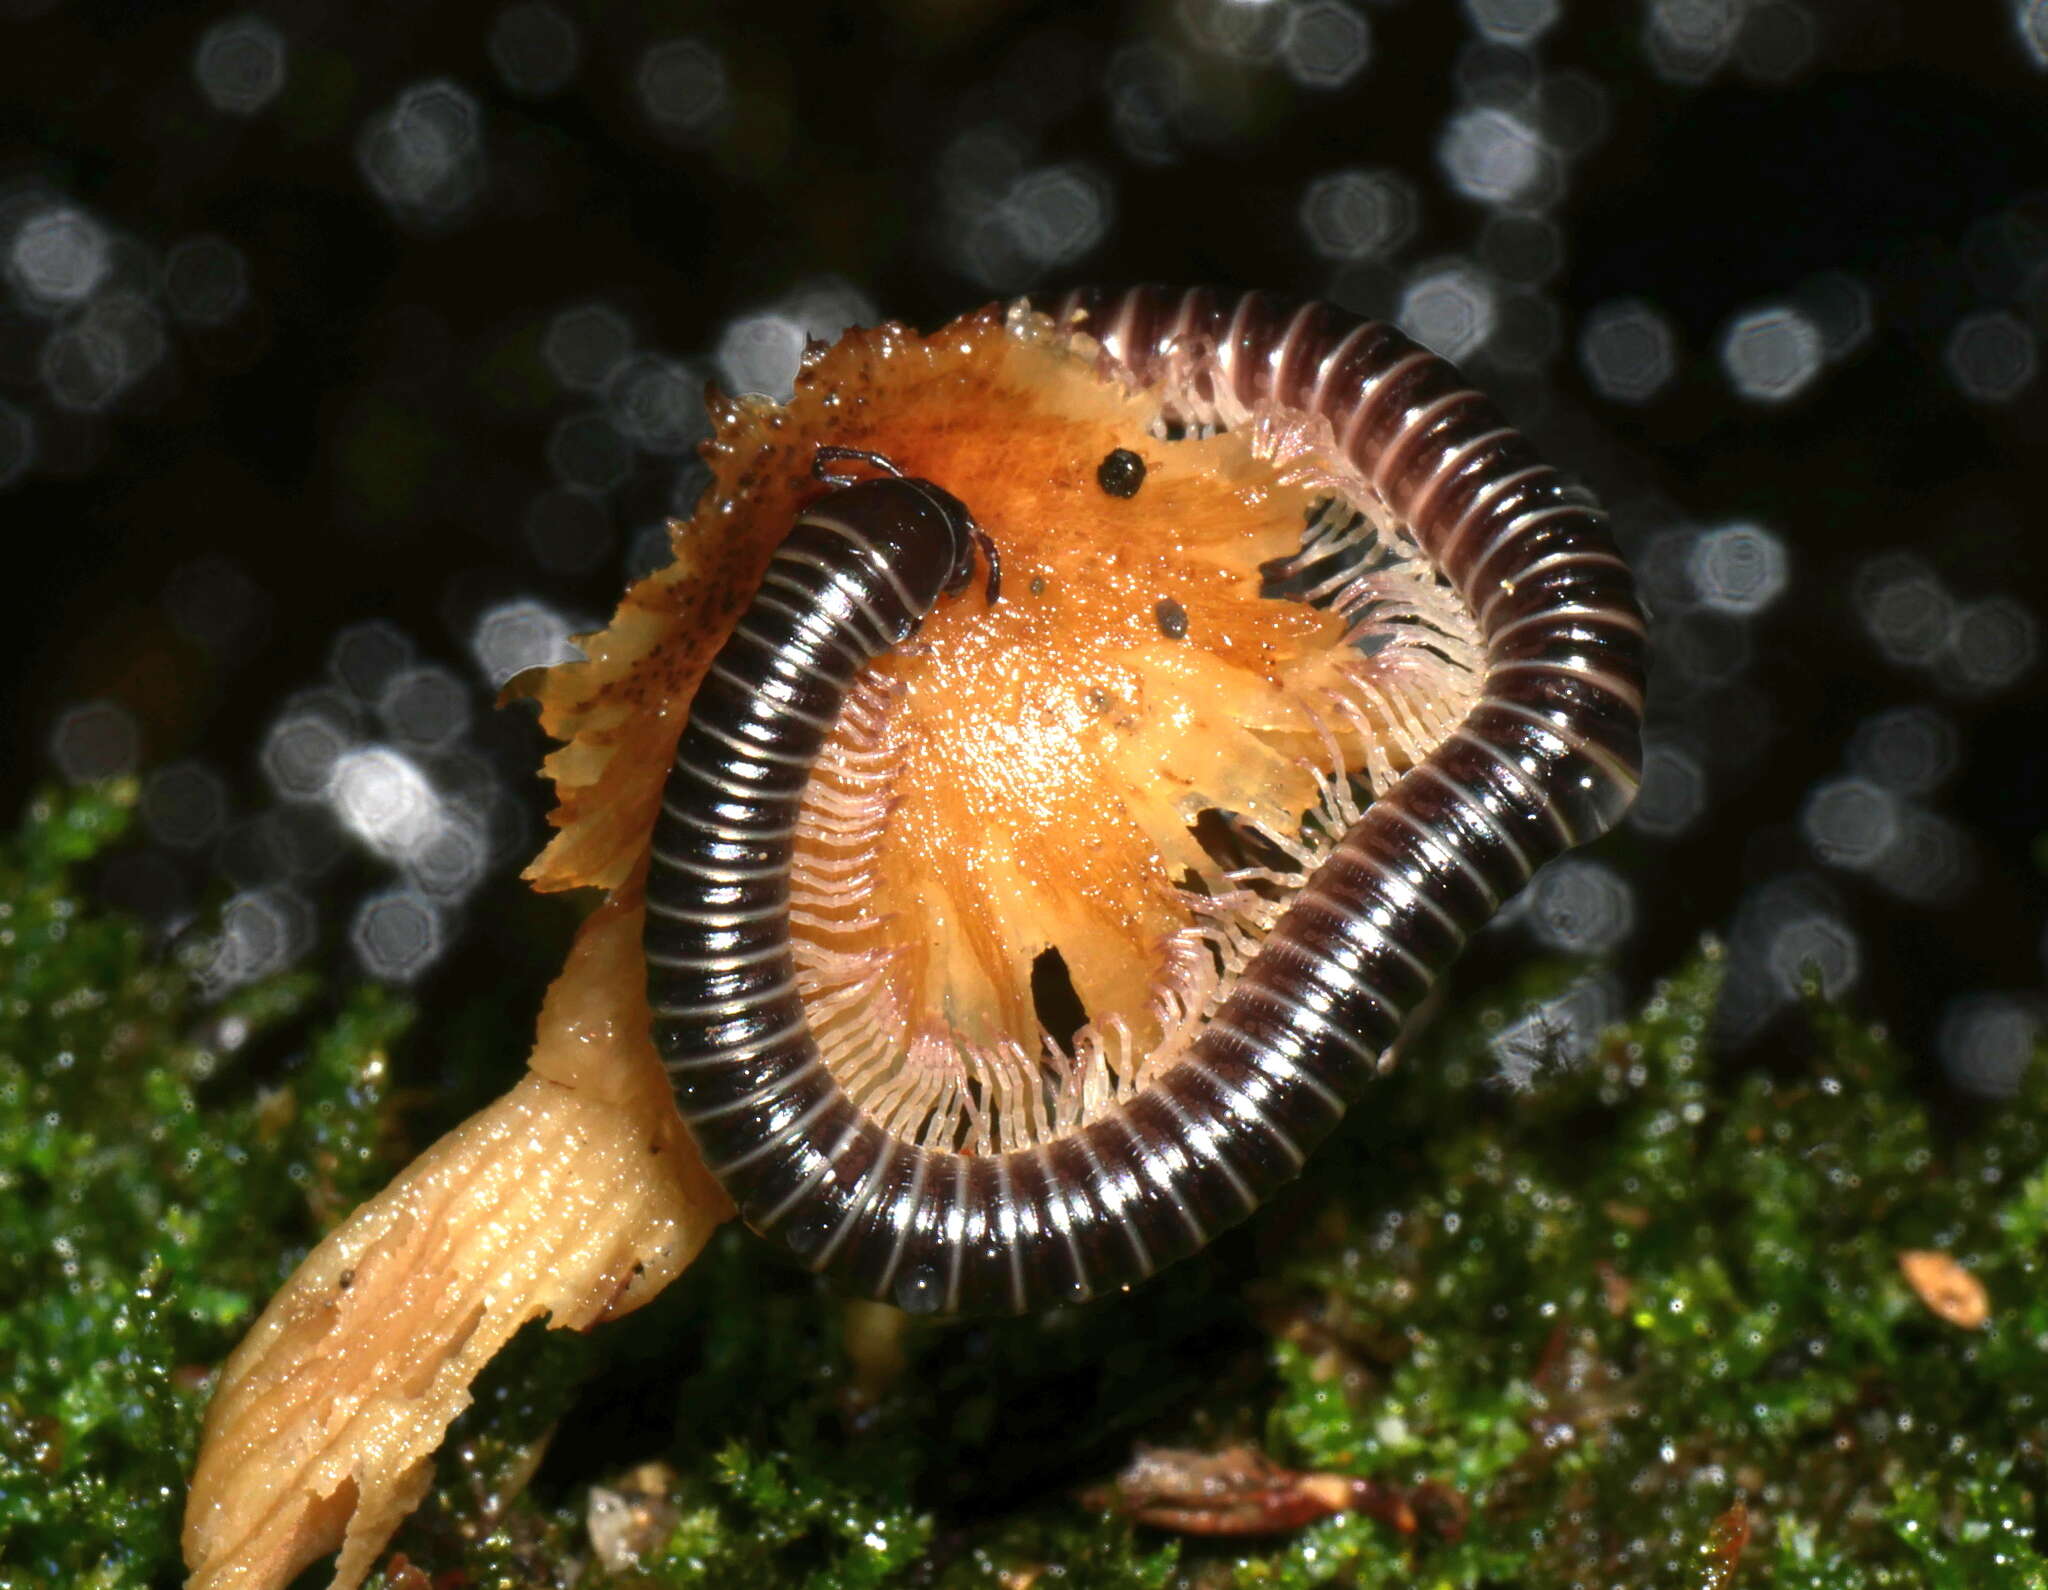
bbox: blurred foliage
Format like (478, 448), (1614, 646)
(1, 785), (2044, 1588)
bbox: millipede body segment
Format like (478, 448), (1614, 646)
(643, 288), (1647, 1316)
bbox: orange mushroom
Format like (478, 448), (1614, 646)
(183, 300), (1480, 1589)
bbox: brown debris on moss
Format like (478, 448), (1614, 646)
(1896, 1247), (1990, 1330)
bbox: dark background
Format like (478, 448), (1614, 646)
(2, 0), (2043, 1105)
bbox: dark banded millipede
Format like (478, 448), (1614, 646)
(644, 287), (1647, 1317)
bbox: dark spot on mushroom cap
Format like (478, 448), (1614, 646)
(1097, 448), (1146, 498)
(1154, 597), (1188, 640)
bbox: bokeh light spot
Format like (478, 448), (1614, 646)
(717, 312), (808, 401)
(1536, 68), (1610, 154)
(51, 699), (141, 783)
(1106, 43), (1186, 166)
(1438, 106), (1554, 209)
(1854, 553), (1953, 666)
(261, 694), (356, 799)
(1629, 742), (1708, 837)
(328, 620), (414, 703)
(10, 205), (111, 307)
(472, 597), (579, 687)
(1525, 857), (1636, 955)
(1398, 261), (1497, 362)
(40, 291), (166, 412)
(1945, 596), (2037, 693)
(1735, 2), (1818, 84)
(1181, 0), (1285, 65)
(1794, 269), (1873, 361)
(1688, 522), (1788, 615)
(358, 79), (485, 223)
(193, 14), (287, 115)
(1720, 304), (1823, 402)
(713, 279), (878, 399)
(543, 302), (632, 393)
(1939, 994), (2041, 1098)
(1486, 290), (1561, 371)
(216, 888), (312, 986)
(351, 888), (444, 982)
(489, 1), (580, 98)
(1872, 809), (1972, 905)
(143, 762), (230, 850)
(1767, 911), (1859, 1000)
(1846, 706), (1957, 797)
(1801, 777), (1899, 870)
(378, 664), (471, 750)
(944, 138), (1116, 289)
(1453, 40), (1539, 108)
(1463, 0), (1559, 45)
(606, 354), (703, 455)
(1300, 168), (1417, 261)
(1645, 0), (1742, 82)
(1278, 0), (1371, 88)
(405, 811), (490, 898)
(1943, 310), (2037, 402)
(327, 746), (441, 860)
(637, 39), (728, 141)
(1579, 299), (1678, 403)
(1004, 164), (1112, 269)
(779, 276), (876, 345)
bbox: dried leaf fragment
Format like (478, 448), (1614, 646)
(1897, 1248), (1989, 1329)
(1090, 1444), (1465, 1539)
(1699, 1500), (1753, 1590)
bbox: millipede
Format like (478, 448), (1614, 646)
(643, 286), (1647, 1317)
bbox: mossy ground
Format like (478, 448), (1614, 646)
(1, 785), (2042, 1588)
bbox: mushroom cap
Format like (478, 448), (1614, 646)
(524, 302), (1480, 1140)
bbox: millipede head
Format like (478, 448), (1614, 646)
(918, 478), (999, 605)
(811, 443), (999, 605)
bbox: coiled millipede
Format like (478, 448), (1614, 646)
(644, 287), (1647, 1317)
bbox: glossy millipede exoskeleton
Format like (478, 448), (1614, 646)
(644, 287), (1647, 1317)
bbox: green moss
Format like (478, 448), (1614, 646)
(1239, 957), (2048, 1588)
(0, 784), (412, 1589)
(3, 785), (2044, 1588)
